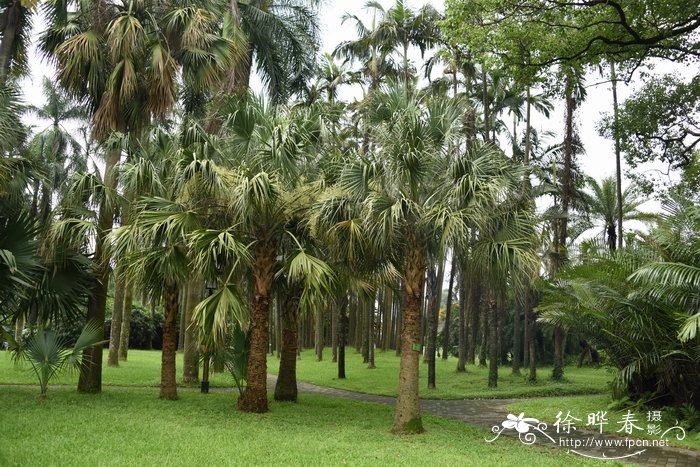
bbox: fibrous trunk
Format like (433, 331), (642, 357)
(391, 236), (425, 434)
(183, 277), (201, 384)
(160, 283), (179, 400)
(488, 293), (498, 388)
(107, 268), (126, 367)
(275, 284), (301, 402)
(238, 239), (276, 413)
(118, 282), (133, 361)
(78, 146), (121, 393)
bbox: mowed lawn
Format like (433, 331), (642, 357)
(0, 387), (611, 467)
(269, 349), (613, 399)
(0, 348), (612, 399)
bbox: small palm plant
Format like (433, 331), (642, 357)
(0, 323), (104, 400)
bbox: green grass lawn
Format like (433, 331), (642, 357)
(0, 349), (233, 388)
(0, 387), (612, 466)
(0, 347), (612, 400)
(508, 395), (700, 451)
(269, 348), (613, 400)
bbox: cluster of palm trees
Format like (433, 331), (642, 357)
(3, 0), (696, 431)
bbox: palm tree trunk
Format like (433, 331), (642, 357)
(442, 261), (455, 360)
(183, 276), (201, 384)
(383, 288), (393, 351)
(426, 258), (443, 388)
(478, 302), (488, 367)
(337, 293), (348, 379)
(14, 314), (23, 342)
(611, 62), (624, 249)
(331, 300), (338, 362)
(160, 283), (179, 400)
(488, 291), (498, 388)
(178, 288), (186, 351)
(118, 282), (133, 361)
(367, 297), (375, 369)
(482, 70), (490, 142)
(107, 269), (126, 367)
(0, 1), (22, 84)
(391, 237), (425, 435)
(527, 289), (537, 382)
(512, 301), (521, 375)
(395, 293), (403, 356)
(467, 279), (481, 365)
(274, 284), (301, 402)
(456, 276), (467, 372)
(78, 145), (121, 393)
(315, 306), (323, 361)
(551, 81), (576, 382)
(238, 240), (276, 413)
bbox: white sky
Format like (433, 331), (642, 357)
(20, 0), (694, 237)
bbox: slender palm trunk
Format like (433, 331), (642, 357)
(315, 307), (323, 361)
(611, 62), (624, 249)
(478, 302), (488, 367)
(78, 145), (121, 393)
(456, 276), (467, 372)
(426, 259), (443, 389)
(238, 240), (276, 413)
(512, 301), (521, 375)
(160, 283), (179, 400)
(527, 289), (537, 382)
(442, 262), (455, 360)
(118, 282), (133, 361)
(367, 298), (375, 369)
(331, 301), (338, 362)
(551, 82), (576, 382)
(487, 291), (498, 388)
(468, 279), (481, 365)
(337, 294), (348, 379)
(183, 276), (201, 384)
(107, 269), (126, 367)
(275, 284), (301, 402)
(391, 237), (426, 434)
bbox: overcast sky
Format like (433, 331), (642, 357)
(20, 0), (694, 235)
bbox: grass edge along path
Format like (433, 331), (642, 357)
(0, 349), (613, 400)
(0, 386), (608, 467)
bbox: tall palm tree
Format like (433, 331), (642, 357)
(26, 77), (86, 226)
(314, 84), (522, 433)
(41, 0), (238, 393)
(585, 177), (652, 251)
(224, 0), (321, 101)
(212, 96), (331, 412)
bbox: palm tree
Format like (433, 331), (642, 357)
(224, 0), (321, 101)
(210, 96), (331, 412)
(41, 0), (237, 393)
(0, 323), (104, 400)
(0, 81), (26, 153)
(26, 77), (86, 226)
(0, 0), (30, 83)
(585, 177), (652, 251)
(314, 84), (522, 433)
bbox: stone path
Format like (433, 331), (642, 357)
(268, 376), (700, 467)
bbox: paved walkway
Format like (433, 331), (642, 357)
(267, 376), (700, 467)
